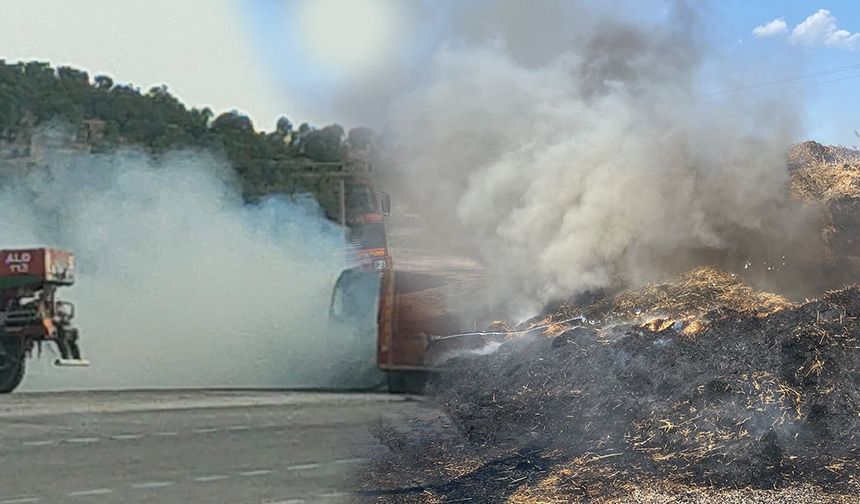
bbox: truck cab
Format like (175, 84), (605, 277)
(345, 179), (391, 272)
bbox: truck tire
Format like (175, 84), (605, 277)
(386, 370), (427, 394)
(0, 341), (25, 394)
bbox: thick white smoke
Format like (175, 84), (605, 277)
(380, 1), (813, 311)
(0, 141), (381, 390)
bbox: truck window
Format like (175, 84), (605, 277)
(345, 183), (377, 216)
(330, 269), (380, 324)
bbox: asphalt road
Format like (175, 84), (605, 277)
(0, 390), (426, 504)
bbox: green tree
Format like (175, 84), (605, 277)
(93, 75), (113, 90)
(276, 116), (293, 135)
(302, 124), (346, 161)
(347, 126), (374, 151)
(0, 61), (369, 202)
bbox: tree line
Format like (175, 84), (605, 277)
(0, 61), (375, 198)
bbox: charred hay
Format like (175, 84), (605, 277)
(434, 282), (860, 491)
(361, 272), (860, 502)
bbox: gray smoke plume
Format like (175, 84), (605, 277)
(0, 135), (382, 390)
(377, 1), (817, 312)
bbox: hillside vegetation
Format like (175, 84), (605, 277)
(0, 61), (375, 199)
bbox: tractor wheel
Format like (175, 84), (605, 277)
(386, 370), (428, 394)
(0, 339), (25, 394)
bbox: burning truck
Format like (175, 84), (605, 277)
(0, 248), (88, 393)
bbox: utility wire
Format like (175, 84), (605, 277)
(706, 62), (860, 98)
(705, 72), (860, 103)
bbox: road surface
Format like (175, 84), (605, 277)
(0, 390), (427, 504)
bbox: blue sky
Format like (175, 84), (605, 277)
(0, 1), (856, 145)
(239, 0), (860, 146)
(714, 1), (860, 145)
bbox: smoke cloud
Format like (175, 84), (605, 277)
(0, 135), (381, 390)
(376, 1), (816, 311)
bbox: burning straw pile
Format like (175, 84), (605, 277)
(533, 266), (790, 331)
(362, 269), (860, 502)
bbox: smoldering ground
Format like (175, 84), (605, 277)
(368, 286), (860, 498)
(0, 141), (383, 390)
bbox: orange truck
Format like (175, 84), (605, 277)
(332, 264), (486, 392)
(0, 248), (88, 393)
(315, 168), (466, 392)
(263, 158), (465, 392)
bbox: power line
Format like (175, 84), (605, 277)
(706, 62), (860, 98)
(705, 72), (860, 103)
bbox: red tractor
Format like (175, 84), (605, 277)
(0, 248), (87, 393)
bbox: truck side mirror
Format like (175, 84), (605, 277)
(378, 191), (391, 216)
(56, 301), (75, 321)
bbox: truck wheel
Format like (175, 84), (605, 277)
(386, 371), (427, 394)
(0, 341), (25, 394)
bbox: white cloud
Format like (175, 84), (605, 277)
(753, 18), (787, 38)
(790, 9), (860, 50)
